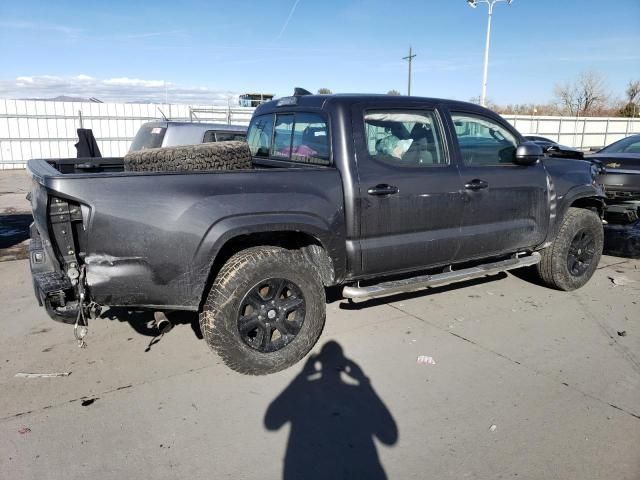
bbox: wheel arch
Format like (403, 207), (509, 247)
(194, 217), (344, 310)
(543, 186), (605, 246)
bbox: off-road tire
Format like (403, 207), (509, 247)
(536, 207), (603, 291)
(200, 246), (326, 375)
(124, 141), (251, 172)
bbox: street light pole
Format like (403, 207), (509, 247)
(467, 0), (513, 107)
(480, 4), (493, 107)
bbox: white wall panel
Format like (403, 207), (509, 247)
(3, 98), (637, 170)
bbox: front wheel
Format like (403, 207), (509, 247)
(536, 207), (603, 291)
(200, 246), (326, 375)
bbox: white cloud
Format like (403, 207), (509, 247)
(103, 77), (166, 88)
(0, 20), (81, 38)
(116, 30), (186, 40)
(0, 75), (238, 105)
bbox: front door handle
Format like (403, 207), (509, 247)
(464, 179), (489, 190)
(367, 184), (399, 196)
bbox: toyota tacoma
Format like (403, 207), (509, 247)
(27, 93), (606, 374)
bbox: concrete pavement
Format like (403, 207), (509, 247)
(1, 253), (639, 479)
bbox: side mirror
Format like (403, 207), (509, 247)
(514, 142), (543, 166)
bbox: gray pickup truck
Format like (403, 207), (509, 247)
(27, 93), (605, 374)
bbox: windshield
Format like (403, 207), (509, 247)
(129, 125), (167, 152)
(600, 135), (640, 154)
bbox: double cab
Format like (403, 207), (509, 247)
(27, 93), (606, 374)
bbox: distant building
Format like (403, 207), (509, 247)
(239, 93), (274, 107)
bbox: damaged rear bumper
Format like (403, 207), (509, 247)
(29, 223), (80, 323)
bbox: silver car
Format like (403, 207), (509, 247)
(129, 121), (247, 152)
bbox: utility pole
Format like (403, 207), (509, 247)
(402, 47), (416, 96)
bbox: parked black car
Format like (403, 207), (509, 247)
(524, 135), (585, 160)
(524, 135), (558, 149)
(27, 93), (605, 374)
(587, 134), (640, 201)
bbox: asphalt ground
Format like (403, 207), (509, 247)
(0, 169), (639, 479)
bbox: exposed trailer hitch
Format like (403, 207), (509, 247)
(72, 265), (101, 348)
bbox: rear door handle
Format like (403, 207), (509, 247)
(367, 184), (399, 196)
(464, 179), (489, 190)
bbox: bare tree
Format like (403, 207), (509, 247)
(620, 79), (640, 117)
(387, 89), (401, 96)
(626, 80), (640, 103)
(554, 70), (609, 116)
(469, 96), (499, 111)
(317, 88), (332, 94)
(497, 103), (559, 116)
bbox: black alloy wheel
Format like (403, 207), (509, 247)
(567, 229), (596, 277)
(238, 278), (306, 353)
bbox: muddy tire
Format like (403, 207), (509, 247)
(536, 207), (603, 291)
(200, 246), (326, 375)
(124, 141), (251, 172)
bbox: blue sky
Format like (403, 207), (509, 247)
(0, 0), (639, 104)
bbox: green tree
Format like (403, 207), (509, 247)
(317, 88), (332, 94)
(387, 89), (401, 96)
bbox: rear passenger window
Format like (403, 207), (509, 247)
(272, 114), (295, 159)
(247, 112), (330, 165)
(451, 113), (517, 166)
(290, 113), (330, 164)
(272, 113), (330, 165)
(364, 111), (447, 167)
(247, 114), (274, 157)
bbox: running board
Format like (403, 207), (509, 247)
(342, 252), (541, 301)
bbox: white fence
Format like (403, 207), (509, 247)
(504, 115), (640, 150)
(0, 99), (255, 170)
(1, 98), (639, 170)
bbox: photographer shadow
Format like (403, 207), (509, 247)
(264, 341), (398, 480)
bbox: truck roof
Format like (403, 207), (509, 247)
(254, 93), (486, 116)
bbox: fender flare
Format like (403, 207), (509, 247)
(544, 184), (605, 245)
(190, 212), (347, 301)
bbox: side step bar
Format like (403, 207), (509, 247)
(342, 252), (541, 301)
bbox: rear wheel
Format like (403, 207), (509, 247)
(536, 207), (603, 291)
(200, 246), (326, 375)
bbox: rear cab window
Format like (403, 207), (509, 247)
(247, 112), (330, 166)
(129, 125), (166, 152)
(203, 130), (247, 143)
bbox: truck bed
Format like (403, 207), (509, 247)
(26, 157), (346, 312)
(30, 157), (126, 176)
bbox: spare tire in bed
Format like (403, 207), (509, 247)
(124, 141), (252, 172)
